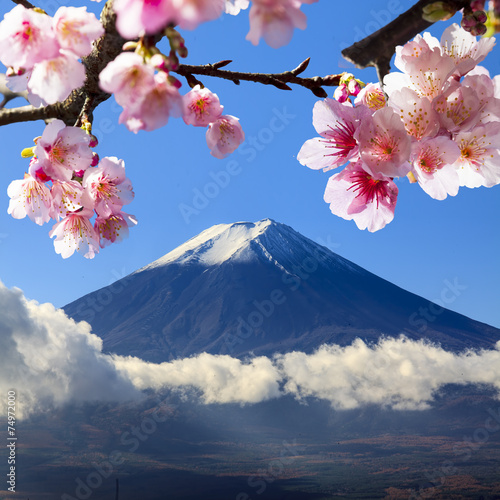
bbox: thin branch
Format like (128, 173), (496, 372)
(11, 0), (36, 8)
(175, 58), (341, 98)
(342, 0), (473, 82)
(0, 104), (61, 126)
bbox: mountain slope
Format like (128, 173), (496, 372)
(64, 219), (500, 361)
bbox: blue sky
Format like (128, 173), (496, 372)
(0, 0), (499, 330)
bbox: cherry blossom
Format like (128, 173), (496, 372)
(355, 106), (412, 178)
(183, 85), (224, 127)
(171, 0), (226, 30)
(462, 72), (500, 124)
(28, 51), (86, 105)
(99, 52), (156, 110)
(388, 87), (439, 140)
(297, 24), (500, 231)
(246, 0), (308, 49)
(206, 115), (245, 158)
(438, 23), (496, 76)
(118, 72), (182, 133)
(113, 0), (176, 39)
(384, 42), (455, 100)
(453, 122), (500, 188)
(94, 212), (137, 248)
(53, 6), (104, 58)
(354, 83), (386, 111)
(410, 136), (461, 200)
(297, 98), (368, 172)
(7, 174), (53, 226)
(34, 120), (93, 182)
(433, 80), (481, 133)
(82, 157), (134, 218)
(323, 162), (399, 232)
(49, 208), (100, 259)
(50, 180), (85, 220)
(0, 5), (59, 70)
(28, 157), (52, 184)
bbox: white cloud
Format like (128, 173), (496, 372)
(113, 353), (282, 404)
(1, 281), (499, 418)
(276, 337), (500, 410)
(0, 282), (141, 418)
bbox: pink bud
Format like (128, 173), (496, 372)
(334, 84), (349, 103)
(89, 134), (98, 148)
(91, 152), (100, 167)
(150, 53), (168, 72)
(348, 79), (361, 96)
(168, 75), (182, 89)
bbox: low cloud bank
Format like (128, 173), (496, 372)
(0, 282), (141, 418)
(1, 282), (499, 418)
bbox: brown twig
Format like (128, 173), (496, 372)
(175, 58), (341, 98)
(11, 0), (36, 8)
(0, 103), (61, 126)
(342, 0), (473, 83)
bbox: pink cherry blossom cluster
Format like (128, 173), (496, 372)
(7, 120), (136, 259)
(100, 51), (184, 134)
(298, 24), (500, 232)
(95, 0), (316, 49)
(0, 5), (103, 105)
(183, 85), (245, 158)
(99, 48), (244, 157)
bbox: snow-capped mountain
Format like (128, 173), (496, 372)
(64, 219), (500, 361)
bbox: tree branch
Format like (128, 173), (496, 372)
(175, 58), (341, 98)
(0, 0), (127, 128)
(11, 0), (35, 8)
(0, 103), (62, 126)
(342, 0), (473, 82)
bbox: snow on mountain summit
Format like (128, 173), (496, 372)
(139, 218), (345, 272)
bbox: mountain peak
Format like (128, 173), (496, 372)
(140, 218), (298, 270)
(64, 219), (500, 362)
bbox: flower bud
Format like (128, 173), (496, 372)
(334, 84), (349, 103)
(473, 10), (488, 24)
(21, 147), (35, 158)
(348, 78), (361, 96)
(461, 14), (477, 29)
(91, 152), (99, 167)
(150, 53), (168, 72)
(471, 23), (487, 36)
(422, 1), (456, 22)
